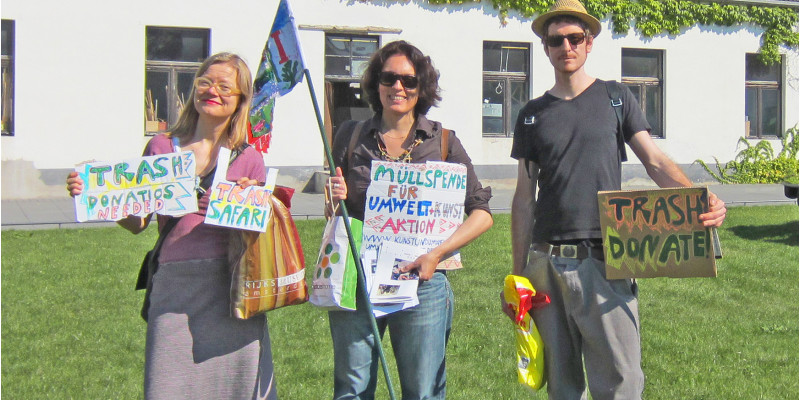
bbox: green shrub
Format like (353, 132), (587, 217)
(696, 126), (798, 184)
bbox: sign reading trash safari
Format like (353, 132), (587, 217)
(597, 187), (717, 279)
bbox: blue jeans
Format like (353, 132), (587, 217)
(328, 272), (454, 400)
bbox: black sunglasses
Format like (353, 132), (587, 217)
(378, 72), (419, 89)
(545, 32), (587, 47)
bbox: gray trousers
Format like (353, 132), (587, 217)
(522, 248), (644, 400)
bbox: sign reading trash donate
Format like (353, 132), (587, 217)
(597, 187), (718, 279)
(73, 152), (197, 222)
(362, 160), (467, 270)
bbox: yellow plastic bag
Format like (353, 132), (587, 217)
(503, 275), (549, 391)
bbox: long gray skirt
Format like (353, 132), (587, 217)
(144, 258), (277, 400)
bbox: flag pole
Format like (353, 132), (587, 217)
(303, 68), (398, 400)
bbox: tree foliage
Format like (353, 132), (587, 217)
(422, 0), (798, 64)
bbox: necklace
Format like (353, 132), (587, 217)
(378, 138), (422, 163)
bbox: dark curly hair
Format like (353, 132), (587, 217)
(362, 40), (441, 116)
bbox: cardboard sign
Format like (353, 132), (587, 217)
(597, 187), (718, 279)
(73, 152), (198, 222)
(204, 147), (277, 232)
(362, 160), (467, 270)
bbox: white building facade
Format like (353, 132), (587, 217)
(2, 0), (798, 198)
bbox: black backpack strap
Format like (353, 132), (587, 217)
(605, 80), (628, 162)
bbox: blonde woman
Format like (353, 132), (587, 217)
(67, 52), (276, 400)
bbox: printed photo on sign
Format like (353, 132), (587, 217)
(72, 151), (197, 222)
(390, 261), (419, 281)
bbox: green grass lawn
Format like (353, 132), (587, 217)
(2, 206), (797, 399)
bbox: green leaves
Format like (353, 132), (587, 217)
(281, 60), (301, 88)
(414, 0), (798, 65)
(696, 126), (799, 184)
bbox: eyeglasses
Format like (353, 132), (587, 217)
(544, 32), (587, 48)
(378, 72), (419, 89)
(195, 77), (241, 96)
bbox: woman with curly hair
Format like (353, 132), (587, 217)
(326, 40), (494, 400)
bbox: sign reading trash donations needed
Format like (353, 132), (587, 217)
(362, 160), (468, 269)
(73, 152), (198, 222)
(597, 187), (718, 279)
(204, 147), (278, 232)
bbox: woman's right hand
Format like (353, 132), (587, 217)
(324, 167), (348, 219)
(66, 171), (84, 197)
(328, 167), (348, 202)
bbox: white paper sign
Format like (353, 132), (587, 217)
(362, 160), (468, 269)
(73, 151), (198, 222)
(204, 147), (277, 232)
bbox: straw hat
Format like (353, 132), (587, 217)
(531, 0), (602, 38)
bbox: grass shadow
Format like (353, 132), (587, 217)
(727, 221), (799, 247)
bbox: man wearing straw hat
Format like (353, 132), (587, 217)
(505, 0), (728, 398)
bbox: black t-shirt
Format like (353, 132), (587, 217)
(511, 79), (650, 243)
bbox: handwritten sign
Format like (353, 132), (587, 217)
(73, 152), (197, 222)
(598, 187), (717, 279)
(362, 160), (467, 269)
(204, 147), (277, 232)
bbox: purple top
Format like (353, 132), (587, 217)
(143, 134), (267, 263)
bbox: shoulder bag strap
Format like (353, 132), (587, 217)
(197, 143), (250, 197)
(441, 128), (451, 161)
(134, 215), (180, 291)
(604, 80), (628, 162)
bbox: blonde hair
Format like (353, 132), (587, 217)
(169, 52), (253, 148)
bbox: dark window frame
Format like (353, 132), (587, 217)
(621, 48), (664, 139)
(745, 53), (783, 138)
(2, 19), (15, 136)
(144, 26), (209, 136)
(482, 41), (530, 138)
(323, 33), (379, 142)
(324, 34), (379, 81)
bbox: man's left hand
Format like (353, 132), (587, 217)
(699, 191), (727, 228)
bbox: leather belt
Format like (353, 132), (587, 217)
(532, 243), (604, 260)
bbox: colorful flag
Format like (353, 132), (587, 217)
(249, 0), (305, 153)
